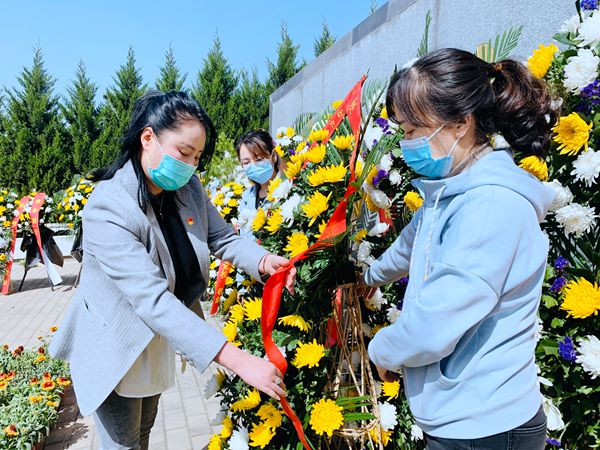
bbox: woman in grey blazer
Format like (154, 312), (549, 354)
(50, 91), (292, 449)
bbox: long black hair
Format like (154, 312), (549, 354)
(386, 48), (557, 158)
(91, 90), (216, 210)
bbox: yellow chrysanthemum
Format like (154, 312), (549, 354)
(308, 129), (329, 143)
(285, 160), (303, 179)
(208, 434), (222, 450)
(355, 159), (364, 176)
(315, 220), (328, 239)
(265, 208), (283, 234)
(278, 314), (311, 332)
(519, 156), (549, 181)
(267, 178), (282, 202)
(252, 208), (266, 232)
(561, 278), (600, 319)
(227, 198), (238, 207)
(295, 141), (308, 154)
(213, 193), (225, 206)
(404, 191), (424, 212)
(220, 415), (233, 439)
(552, 112), (593, 156)
(369, 427), (392, 445)
(527, 43), (558, 78)
(229, 303), (245, 324)
(222, 320), (238, 342)
(380, 106), (388, 120)
(222, 289), (238, 312)
(231, 389), (262, 412)
(285, 127), (295, 138)
(248, 422), (276, 448)
(354, 230), (367, 242)
(309, 398), (344, 437)
(382, 380), (400, 400)
(222, 207), (232, 216)
(244, 297), (263, 321)
(365, 193), (379, 212)
(306, 144), (326, 164)
(292, 339), (325, 369)
(331, 100), (343, 110)
(307, 164), (347, 186)
(331, 135), (354, 150)
(302, 191), (332, 226)
(283, 232), (309, 257)
(274, 145), (284, 157)
(256, 403), (283, 430)
(372, 323), (387, 336)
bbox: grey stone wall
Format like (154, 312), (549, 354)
(270, 0), (574, 131)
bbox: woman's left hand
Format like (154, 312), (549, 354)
(376, 364), (400, 383)
(259, 254), (297, 294)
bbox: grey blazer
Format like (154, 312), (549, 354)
(49, 161), (267, 416)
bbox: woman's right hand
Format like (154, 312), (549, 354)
(214, 342), (287, 400)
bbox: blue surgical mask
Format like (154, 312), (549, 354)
(400, 126), (461, 178)
(147, 136), (197, 191)
(245, 160), (274, 184)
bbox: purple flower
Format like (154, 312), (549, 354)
(396, 276), (409, 287)
(581, 80), (600, 105)
(546, 438), (562, 447)
(554, 256), (569, 273)
(372, 169), (389, 186)
(550, 276), (567, 294)
(375, 117), (389, 129)
(558, 336), (577, 362)
(581, 0), (598, 10)
(288, 148), (296, 156)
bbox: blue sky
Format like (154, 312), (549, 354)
(1, 1), (375, 98)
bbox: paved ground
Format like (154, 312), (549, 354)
(0, 258), (223, 449)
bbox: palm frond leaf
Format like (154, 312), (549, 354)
(417, 10), (432, 58)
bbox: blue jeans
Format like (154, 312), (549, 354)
(425, 406), (547, 450)
(92, 391), (161, 450)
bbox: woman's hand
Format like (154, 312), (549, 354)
(376, 364), (400, 383)
(259, 253), (297, 294)
(356, 272), (377, 300)
(214, 342), (287, 400)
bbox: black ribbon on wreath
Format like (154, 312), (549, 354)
(18, 224), (64, 291)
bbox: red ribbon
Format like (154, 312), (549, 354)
(261, 75), (366, 449)
(210, 260), (233, 315)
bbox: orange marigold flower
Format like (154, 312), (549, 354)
(56, 377), (71, 387)
(30, 377), (39, 385)
(0, 381), (8, 391)
(42, 372), (52, 381)
(46, 400), (60, 408)
(50, 326), (58, 332)
(2, 424), (18, 437)
(5, 371), (15, 381)
(42, 380), (56, 391)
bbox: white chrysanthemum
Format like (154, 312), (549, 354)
(379, 154), (393, 172)
(403, 57), (419, 69)
(368, 222), (389, 237)
(361, 323), (372, 338)
(234, 207), (255, 232)
(576, 335), (600, 379)
(365, 288), (386, 311)
(370, 189), (391, 209)
(543, 396), (565, 431)
(209, 269), (218, 280)
(387, 305), (401, 324)
(534, 316), (544, 343)
(560, 13), (582, 33)
(378, 402), (398, 430)
(280, 193), (303, 225)
(555, 203), (597, 237)
(276, 136), (292, 147)
(229, 427), (250, 450)
(490, 133), (510, 149)
(0, 237), (7, 250)
(292, 135), (304, 142)
(357, 241), (373, 264)
(271, 179), (292, 201)
(578, 12), (600, 47)
(389, 169), (402, 185)
(363, 124), (384, 149)
(572, 149), (600, 187)
(563, 49), (600, 92)
(204, 372), (222, 398)
(275, 126), (287, 136)
(410, 424), (424, 440)
(544, 180), (574, 212)
(536, 364), (553, 387)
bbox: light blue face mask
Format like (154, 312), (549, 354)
(400, 126), (461, 179)
(245, 160), (274, 184)
(147, 136), (197, 191)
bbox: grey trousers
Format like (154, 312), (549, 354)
(92, 391), (161, 450)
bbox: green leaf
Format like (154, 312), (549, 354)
(343, 412), (376, 421)
(553, 32), (575, 46)
(551, 317), (565, 329)
(543, 294), (559, 308)
(538, 338), (559, 356)
(416, 10), (432, 58)
(476, 26), (523, 62)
